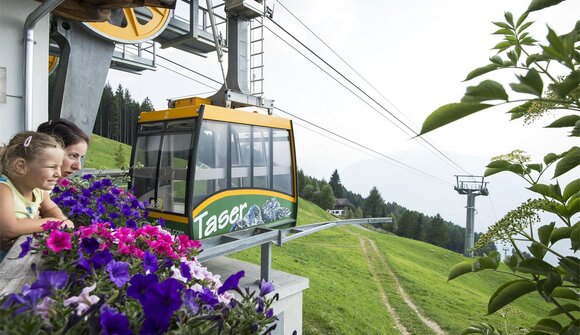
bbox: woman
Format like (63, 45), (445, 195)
(37, 118), (90, 180)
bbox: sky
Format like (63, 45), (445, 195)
(106, 0), (579, 251)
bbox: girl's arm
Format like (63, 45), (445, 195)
(0, 186), (52, 245)
(39, 191), (74, 229)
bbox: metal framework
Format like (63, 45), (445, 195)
(454, 175), (489, 257)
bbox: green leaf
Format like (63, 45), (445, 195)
(563, 179), (580, 202)
(484, 168), (505, 177)
(517, 258), (555, 275)
(559, 257), (580, 286)
(549, 303), (580, 316)
(486, 160), (511, 169)
(464, 64), (502, 81)
(527, 163), (543, 173)
(490, 55), (504, 65)
(510, 68), (544, 96)
(553, 146), (580, 178)
(544, 26), (568, 61)
(508, 101), (533, 120)
(448, 261), (473, 281)
(550, 227), (571, 244)
(546, 115), (580, 128)
(572, 120), (580, 137)
(488, 279), (536, 314)
(531, 318), (562, 333)
(552, 287), (580, 301)
(504, 12), (514, 27)
(493, 28), (514, 36)
(526, 53), (550, 66)
(527, 0), (566, 12)
(504, 254), (520, 272)
(543, 153), (559, 165)
(543, 271), (563, 295)
(461, 81), (509, 103)
(508, 163), (525, 175)
(538, 222), (555, 246)
(507, 50), (519, 64)
(517, 20), (533, 33)
(493, 21), (511, 30)
(571, 223), (579, 252)
(420, 103), (493, 135)
(550, 71), (580, 98)
(493, 41), (513, 52)
(528, 242), (547, 259)
(473, 254), (500, 272)
(568, 197), (580, 217)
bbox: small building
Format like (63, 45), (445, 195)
(327, 198), (352, 216)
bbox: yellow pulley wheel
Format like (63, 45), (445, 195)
(48, 55), (59, 75)
(83, 7), (172, 44)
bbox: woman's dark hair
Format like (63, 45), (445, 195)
(37, 118), (90, 148)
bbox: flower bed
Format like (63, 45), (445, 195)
(0, 175), (277, 334)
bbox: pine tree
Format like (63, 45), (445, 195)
(314, 183), (335, 210)
(426, 214), (449, 247)
(362, 186), (385, 218)
(114, 143), (127, 169)
(329, 169), (343, 198)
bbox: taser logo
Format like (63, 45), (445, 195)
(194, 203), (247, 239)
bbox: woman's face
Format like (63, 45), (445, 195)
(60, 141), (88, 179)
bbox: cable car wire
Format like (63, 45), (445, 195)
(265, 24), (470, 178)
(275, 0), (418, 129)
(276, 106), (452, 186)
(266, 18), (471, 175)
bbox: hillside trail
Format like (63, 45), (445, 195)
(351, 227), (447, 335)
(358, 237), (410, 335)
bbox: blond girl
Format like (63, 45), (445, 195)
(0, 131), (73, 261)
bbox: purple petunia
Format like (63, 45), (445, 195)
(100, 305), (131, 335)
(127, 274), (158, 304)
(31, 271), (68, 297)
(259, 279), (275, 297)
(18, 236), (33, 258)
(106, 260), (130, 287)
(80, 237), (100, 254)
(142, 278), (183, 329)
(218, 270), (244, 295)
(179, 262), (192, 282)
(142, 251), (158, 274)
(90, 250), (113, 269)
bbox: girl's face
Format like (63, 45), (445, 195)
(61, 141), (88, 179)
(27, 147), (64, 190)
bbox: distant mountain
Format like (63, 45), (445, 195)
(340, 150), (531, 234)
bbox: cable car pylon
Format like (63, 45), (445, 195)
(454, 175), (489, 257)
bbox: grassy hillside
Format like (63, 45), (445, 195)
(84, 134), (132, 170)
(231, 199), (556, 334)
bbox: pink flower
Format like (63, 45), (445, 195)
(41, 220), (62, 232)
(58, 178), (71, 187)
(46, 230), (72, 253)
(77, 226), (98, 238)
(177, 235), (202, 254)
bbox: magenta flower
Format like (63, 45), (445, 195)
(46, 230), (72, 253)
(41, 220), (63, 232)
(58, 178), (71, 187)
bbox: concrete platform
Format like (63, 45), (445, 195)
(205, 257), (309, 335)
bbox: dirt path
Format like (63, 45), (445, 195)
(351, 226), (447, 335)
(359, 238), (410, 335)
(366, 238), (447, 335)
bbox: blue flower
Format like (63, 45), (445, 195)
(259, 280), (275, 297)
(121, 205), (132, 217)
(100, 305), (131, 335)
(179, 262), (191, 281)
(31, 271), (68, 297)
(90, 250), (113, 269)
(198, 287), (219, 307)
(218, 270), (244, 295)
(127, 274), (158, 304)
(183, 289), (199, 314)
(82, 174), (94, 180)
(142, 278), (183, 328)
(143, 251), (158, 274)
(18, 237), (33, 258)
(102, 178), (112, 187)
(126, 219), (137, 229)
(80, 237), (100, 254)
(106, 260), (130, 287)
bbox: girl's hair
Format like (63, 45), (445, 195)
(0, 131), (63, 176)
(37, 118), (90, 148)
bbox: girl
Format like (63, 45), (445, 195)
(37, 118), (90, 180)
(0, 132), (73, 261)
